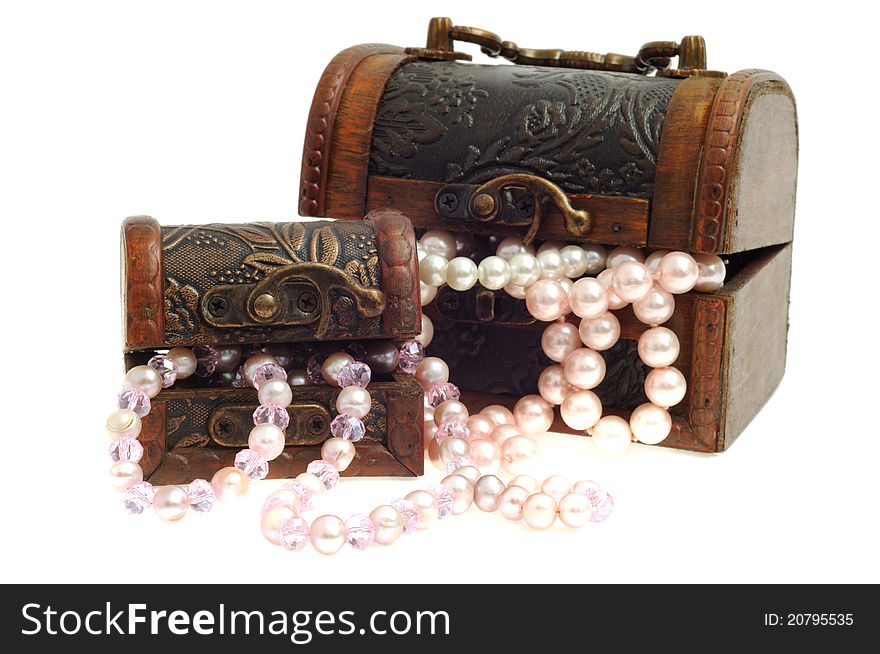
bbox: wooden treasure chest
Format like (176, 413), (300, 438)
(121, 210), (425, 484)
(300, 17), (798, 452)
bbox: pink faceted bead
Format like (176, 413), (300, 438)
(231, 365), (250, 388)
(330, 413), (366, 442)
(280, 515), (310, 551)
(345, 514), (376, 550)
(391, 498), (419, 534)
(251, 362), (287, 389)
(427, 382), (461, 408)
(193, 345), (219, 377)
(282, 481), (313, 512)
(430, 484), (456, 519)
(445, 455), (476, 475)
(306, 460), (340, 490)
(122, 481), (154, 515)
(574, 480), (614, 522)
(109, 437), (144, 463)
(306, 356), (326, 384)
(337, 361), (372, 388)
(117, 387), (150, 418)
(398, 339), (425, 374)
(186, 478), (215, 513)
(253, 403), (290, 430)
(234, 448), (269, 480)
(147, 355), (178, 388)
(435, 419), (470, 443)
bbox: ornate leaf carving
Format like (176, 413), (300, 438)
(226, 225), (276, 246)
(243, 252), (294, 273)
(173, 433), (210, 448)
(309, 227), (339, 266)
(283, 222), (305, 254)
(166, 414), (187, 436)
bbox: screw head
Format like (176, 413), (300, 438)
(297, 291), (318, 314)
(207, 296), (228, 317)
(515, 194), (534, 217)
(472, 193), (495, 217)
(437, 191), (459, 214)
(216, 418), (234, 437)
(308, 415), (327, 435)
(253, 293), (278, 319)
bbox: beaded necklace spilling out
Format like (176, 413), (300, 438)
(108, 229), (724, 554)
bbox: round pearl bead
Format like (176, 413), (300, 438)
(321, 352), (355, 386)
(563, 348), (606, 390)
(242, 353), (278, 387)
(466, 415), (495, 440)
(248, 423), (286, 460)
(363, 342), (400, 374)
(498, 484), (529, 520)
(578, 312), (621, 351)
(474, 475), (506, 512)
(152, 485), (189, 522)
(645, 249), (671, 274)
(287, 369), (309, 386)
(336, 386), (372, 419)
(513, 394), (554, 434)
(644, 366), (687, 407)
(109, 460), (143, 491)
(420, 253), (448, 287)
(693, 253), (726, 292)
(369, 505), (404, 545)
(124, 365), (163, 399)
(536, 250), (565, 280)
(541, 321), (581, 363)
(509, 475), (541, 495)
(295, 472), (326, 495)
(468, 438), (501, 474)
(211, 466), (249, 502)
(261, 504), (297, 545)
(416, 314), (434, 348)
(536, 240), (565, 255)
(559, 245), (590, 278)
(658, 252), (700, 294)
(591, 416), (633, 455)
(445, 256), (479, 291)
(504, 282), (528, 299)
(538, 364), (575, 405)
(310, 515), (346, 555)
(480, 404), (516, 426)
(525, 279), (569, 321)
(541, 475), (572, 502)
(500, 435), (540, 475)
(415, 357), (449, 391)
(633, 286), (675, 326)
(433, 399), (468, 426)
(405, 490), (439, 529)
(420, 281), (437, 305)
(477, 255), (511, 290)
(629, 402), (672, 445)
(215, 345), (243, 373)
(167, 347), (197, 379)
(321, 437), (356, 471)
(558, 492), (593, 527)
(496, 236), (536, 260)
(638, 326), (680, 368)
(420, 229), (457, 259)
(508, 253), (542, 287)
(580, 243), (607, 274)
(597, 269), (628, 310)
(569, 277), (609, 319)
(522, 493), (557, 529)
(257, 378), (292, 408)
(106, 409), (142, 439)
(264, 488), (302, 514)
(439, 436), (470, 464)
(440, 474), (474, 514)
(427, 437), (444, 471)
(452, 465), (481, 485)
(612, 261), (653, 302)
(489, 424), (522, 446)
(606, 245), (645, 268)
(560, 390), (602, 431)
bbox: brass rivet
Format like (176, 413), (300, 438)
(253, 292), (278, 319)
(472, 193), (495, 217)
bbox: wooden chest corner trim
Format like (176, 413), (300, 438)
(122, 215), (164, 350)
(365, 208), (422, 338)
(692, 69), (794, 254)
(139, 399), (167, 478)
(299, 44), (410, 218)
(688, 296), (727, 451)
(384, 374), (425, 476)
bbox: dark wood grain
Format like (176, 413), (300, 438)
(122, 216), (164, 349)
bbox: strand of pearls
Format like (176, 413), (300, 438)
(108, 346), (375, 522)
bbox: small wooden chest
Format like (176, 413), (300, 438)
(121, 210), (425, 484)
(299, 18), (798, 452)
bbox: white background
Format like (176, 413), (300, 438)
(1, 0), (877, 584)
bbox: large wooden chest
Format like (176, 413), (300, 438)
(299, 18), (798, 452)
(122, 210), (425, 484)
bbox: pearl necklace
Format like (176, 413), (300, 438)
(415, 229), (726, 453)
